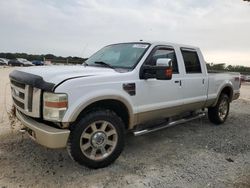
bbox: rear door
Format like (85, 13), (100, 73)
(179, 48), (208, 109)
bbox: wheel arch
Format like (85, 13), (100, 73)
(212, 84), (233, 107)
(69, 96), (134, 130)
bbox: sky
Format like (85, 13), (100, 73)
(0, 0), (250, 66)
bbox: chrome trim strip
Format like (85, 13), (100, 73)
(32, 87), (41, 116)
(24, 85), (29, 111)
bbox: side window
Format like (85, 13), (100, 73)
(181, 50), (202, 74)
(147, 48), (179, 74)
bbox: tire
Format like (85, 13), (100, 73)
(67, 109), (125, 169)
(208, 94), (230, 125)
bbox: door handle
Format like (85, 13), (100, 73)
(174, 80), (182, 86)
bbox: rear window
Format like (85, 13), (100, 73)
(181, 49), (201, 74)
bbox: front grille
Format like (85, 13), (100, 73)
(10, 79), (41, 118)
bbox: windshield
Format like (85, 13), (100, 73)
(85, 43), (150, 69)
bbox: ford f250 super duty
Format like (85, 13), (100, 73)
(9, 42), (240, 168)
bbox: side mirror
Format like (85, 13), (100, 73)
(155, 58), (173, 80)
(140, 58), (173, 80)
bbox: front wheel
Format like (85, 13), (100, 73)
(67, 109), (125, 169)
(208, 94), (230, 125)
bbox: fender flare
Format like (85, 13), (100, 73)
(212, 83), (233, 107)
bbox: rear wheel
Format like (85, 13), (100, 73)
(208, 94), (230, 125)
(67, 109), (125, 169)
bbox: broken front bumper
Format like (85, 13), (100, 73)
(16, 110), (70, 149)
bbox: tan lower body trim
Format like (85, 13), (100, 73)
(134, 101), (205, 126)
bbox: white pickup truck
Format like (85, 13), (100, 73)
(9, 42), (240, 168)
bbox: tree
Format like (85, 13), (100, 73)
(206, 63), (226, 71)
(44, 54), (55, 59)
(5, 53), (15, 59)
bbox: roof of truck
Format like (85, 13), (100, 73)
(138, 41), (199, 49)
(107, 41), (200, 50)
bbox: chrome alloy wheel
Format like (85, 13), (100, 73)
(218, 98), (229, 120)
(80, 121), (118, 160)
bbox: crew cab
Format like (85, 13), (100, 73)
(9, 42), (240, 169)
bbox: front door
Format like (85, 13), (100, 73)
(134, 46), (184, 123)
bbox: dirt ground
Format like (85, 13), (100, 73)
(0, 67), (249, 188)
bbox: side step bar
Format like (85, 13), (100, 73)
(133, 113), (206, 136)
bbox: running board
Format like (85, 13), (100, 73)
(133, 113), (206, 136)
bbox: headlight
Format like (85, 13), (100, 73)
(43, 92), (68, 122)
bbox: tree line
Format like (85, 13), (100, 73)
(206, 63), (250, 75)
(0, 52), (87, 64)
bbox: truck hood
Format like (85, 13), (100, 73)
(9, 65), (117, 91)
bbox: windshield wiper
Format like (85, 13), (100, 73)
(94, 61), (114, 69)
